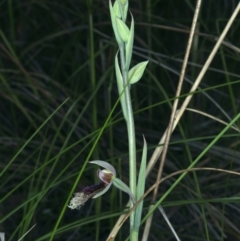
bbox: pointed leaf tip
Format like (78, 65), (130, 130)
(128, 61), (149, 85)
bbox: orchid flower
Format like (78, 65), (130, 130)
(68, 160), (135, 210)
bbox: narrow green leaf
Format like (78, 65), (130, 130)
(134, 136), (147, 229)
(115, 52), (128, 120)
(112, 177), (136, 204)
(128, 60), (149, 84)
(116, 18), (130, 43)
(109, 0), (122, 45)
(125, 13), (134, 70)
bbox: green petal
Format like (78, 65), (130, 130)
(92, 183), (112, 199)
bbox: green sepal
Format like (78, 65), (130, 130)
(125, 13), (134, 70)
(116, 18), (130, 43)
(92, 183), (112, 199)
(128, 61), (149, 84)
(112, 177), (136, 204)
(134, 136), (147, 229)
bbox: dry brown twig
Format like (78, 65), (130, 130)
(107, 2), (240, 240)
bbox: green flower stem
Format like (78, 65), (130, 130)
(119, 45), (137, 230)
(131, 228), (139, 241)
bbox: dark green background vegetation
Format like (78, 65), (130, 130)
(1, 0), (240, 240)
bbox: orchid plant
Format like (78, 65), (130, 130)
(68, 0), (148, 240)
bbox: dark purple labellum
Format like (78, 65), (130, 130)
(81, 181), (107, 197)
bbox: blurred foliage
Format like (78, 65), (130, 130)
(1, 0), (240, 240)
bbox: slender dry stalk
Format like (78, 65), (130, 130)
(142, 1), (202, 240)
(107, 2), (240, 240)
(18, 224), (37, 241)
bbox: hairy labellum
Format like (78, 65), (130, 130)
(68, 181), (107, 210)
(81, 181), (106, 197)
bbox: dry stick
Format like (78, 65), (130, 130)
(142, 1), (202, 240)
(18, 224), (37, 241)
(146, 1), (240, 180)
(107, 167), (240, 241)
(158, 206), (181, 241)
(107, 3), (240, 240)
(156, 0), (202, 192)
